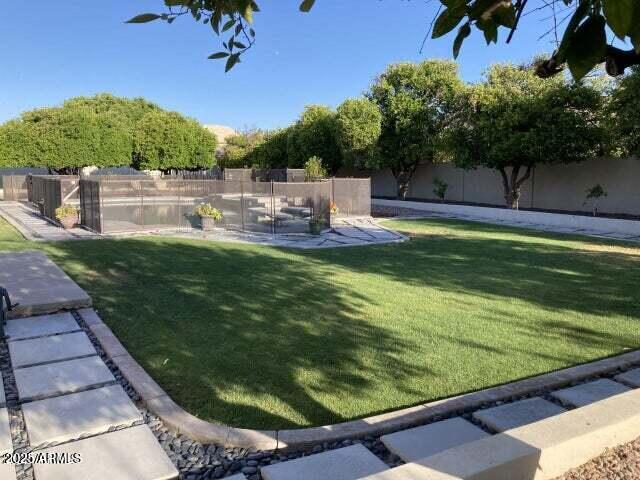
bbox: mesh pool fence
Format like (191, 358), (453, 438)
(78, 178), (334, 235)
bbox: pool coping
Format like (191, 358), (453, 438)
(78, 307), (640, 452)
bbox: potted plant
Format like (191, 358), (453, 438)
(309, 218), (328, 235)
(55, 204), (79, 230)
(195, 203), (223, 231)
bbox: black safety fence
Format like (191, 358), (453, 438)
(1, 176), (29, 201)
(78, 178), (332, 235)
(331, 178), (372, 217)
(27, 175), (80, 221)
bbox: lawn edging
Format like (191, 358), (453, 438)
(79, 307), (640, 452)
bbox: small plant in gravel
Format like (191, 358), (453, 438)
(584, 184), (607, 217)
(433, 177), (449, 203)
(54, 204), (79, 229)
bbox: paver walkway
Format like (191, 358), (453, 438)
(3, 312), (178, 479)
(0, 201), (407, 248)
(0, 202), (96, 241)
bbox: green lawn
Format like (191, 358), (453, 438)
(1, 217), (639, 430)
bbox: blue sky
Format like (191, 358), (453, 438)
(1, 0), (560, 130)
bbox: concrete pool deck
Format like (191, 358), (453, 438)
(0, 201), (408, 248)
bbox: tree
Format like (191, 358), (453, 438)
(131, 1), (640, 80)
(217, 130), (262, 168)
(0, 105), (132, 174)
(445, 62), (604, 209)
(606, 67), (640, 157)
(335, 98), (382, 170)
(368, 59), (463, 200)
(430, 0), (640, 80)
(286, 105), (341, 172)
(245, 127), (290, 168)
(132, 110), (217, 171)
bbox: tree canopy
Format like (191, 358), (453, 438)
(445, 63), (604, 208)
(133, 110), (218, 171)
(130, 1), (640, 79)
(0, 94), (217, 173)
(286, 105), (341, 172)
(368, 59), (464, 199)
(335, 98), (382, 170)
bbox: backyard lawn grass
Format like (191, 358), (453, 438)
(1, 217), (639, 429)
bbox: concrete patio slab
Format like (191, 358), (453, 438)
(22, 385), (142, 447)
(0, 251), (91, 318)
(614, 368), (640, 388)
(472, 397), (566, 432)
(0, 408), (11, 454)
(5, 312), (80, 341)
(551, 379), (631, 408)
(9, 331), (96, 368)
(260, 444), (388, 480)
(14, 356), (115, 402)
(380, 417), (490, 462)
(32, 425), (178, 480)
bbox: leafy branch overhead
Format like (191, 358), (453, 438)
(126, 0), (316, 72)
(431, 0), (640, 80)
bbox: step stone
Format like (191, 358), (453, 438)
(32, 425), (178, 480)
(5, 312), (80, 341)
(260, 444), (388, 480)
(614, 368), (640, 388)
(472, 397), (566, 432)
(14, 356), (115, 402)
(0, 408), (11, 454)
(9, 331), (96, 368)
(22, 385), (142, 447)
(551, 379), (631, 408)
(380, 417), (490, 462)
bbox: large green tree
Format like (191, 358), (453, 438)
(132, 110), (217, 171)
(335, 98), (382, 170)
(286, 105), (341, 172)
(445, 63), (605, 209)
(0, 105), (132, 174)
(0, 94), (216, 174)
(606, 66), (640, 157)
(368, 59), (463, 200)
(131, 1), (640, 79)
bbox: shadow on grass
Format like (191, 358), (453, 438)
(2, 216), (638, 430)
(40, 237), (426, 430)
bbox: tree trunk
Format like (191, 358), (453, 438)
(499, 165), (532, 210)
(394, 166), (417, 201)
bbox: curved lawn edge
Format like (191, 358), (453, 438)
(79, 307), (640, 451)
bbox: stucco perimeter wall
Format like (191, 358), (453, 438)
(348, 156), (640, 216)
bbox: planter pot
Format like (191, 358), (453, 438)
(200, 216), (217, 231)
(309, 222), (326, 235)
(59, 214), (78, 230)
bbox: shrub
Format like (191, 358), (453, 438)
(55, 204), (79, 220)
(433, 177), (449, 202)
(287, 105), (341, 172)
(584, 184), (607, 217)
(194, 203), (223, 220)
(304, 156), (327, 181)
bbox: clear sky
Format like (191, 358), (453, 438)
(1, 0), (559, 130)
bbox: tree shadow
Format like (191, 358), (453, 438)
(40, 237), (428, 430)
